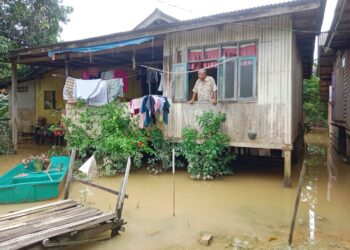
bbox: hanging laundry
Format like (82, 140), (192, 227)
(158, 73), (164, 93)
(75, 79), (102, 100)
(130, 97), (144, 115)
(88, 81), (108, 106)
(162, 97), (170, 125)
(114, 68), (128, 94)
(63, 77), (77, 102)
(101, 70), (114, 80)
(107, 78), (124, 102)
(141, 95), (156, 128)
(130, 95), (170, 129)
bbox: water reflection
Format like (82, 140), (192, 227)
(327, 143), (338, 202)
(301, 143), (326, 244)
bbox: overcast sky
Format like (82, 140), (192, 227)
(60, 0), (337, 42)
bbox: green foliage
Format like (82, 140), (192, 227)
(146, 127), (177, 174)
(181, 111), (235, 180)
(0, 0), (73, 78)
(64, 102), (151, 176)
(303, 75), (328, 127)
(47, 146), (69, 157)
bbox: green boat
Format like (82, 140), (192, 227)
(0, 156), (70, 203)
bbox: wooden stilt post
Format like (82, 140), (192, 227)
(112, 156), (131, 237)
(64, 56), (69, 77)
(63, 149), (77, 200)
(284, 150), (292, 188)
(10, 62), (18, 152)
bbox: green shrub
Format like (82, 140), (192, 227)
(181, 111), (234, 180)
(64, 102), (151, 175)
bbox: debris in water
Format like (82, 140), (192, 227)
(268, 236), (277, 242)
(199, 234), (213, 246)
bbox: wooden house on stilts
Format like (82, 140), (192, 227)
(5, 0), (326, 187)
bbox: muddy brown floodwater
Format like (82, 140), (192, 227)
(0, 129), (349, 249)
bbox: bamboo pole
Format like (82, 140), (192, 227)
(63, 149), (77, 200)
(112, 156), (131, 237)
(288, 162), (307, 245)
(172, 148), (175, 217)
(73, 177), (128, 198)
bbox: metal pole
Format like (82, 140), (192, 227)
(172, 148), (175, 217)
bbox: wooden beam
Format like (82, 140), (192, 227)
(284, 150), (292, 188)
(11, 63), (18, 152)
(13, 40), (163, 64)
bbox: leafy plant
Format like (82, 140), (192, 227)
(146, 127), (175, 175)
(0, 1), (73, 79)
(64, 102), (151, 175)
(181, 111), (235, 180)
(303, 75), (328, 127)
(47, 146), (69, 157)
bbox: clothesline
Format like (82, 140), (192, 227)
(140, 56), (237, 75)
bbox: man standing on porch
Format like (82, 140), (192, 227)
(188, 69), (217, 105)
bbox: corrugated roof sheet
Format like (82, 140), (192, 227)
(10, 0), (316, 54)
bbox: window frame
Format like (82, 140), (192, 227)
(182, 40), (258, 103)
(217, 57), (238, 102)
(172, 63), (189, 103)
(238, 56), (257, 101)
(44, 90), (56, 110)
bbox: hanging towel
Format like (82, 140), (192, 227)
(114, 68), (128, 93)
(107, 78), (124, 102)
(158, 73), (164, 92)
(88, 81), (108, 106)
(63, 77), (77, 102)
(130, 97), (144, 115)
(75, 79), (102, 100)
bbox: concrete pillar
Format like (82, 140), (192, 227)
(284, 150), (292, 187)
(11, 62), (18, 151)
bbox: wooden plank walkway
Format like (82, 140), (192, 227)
(0, 199), (125, 250)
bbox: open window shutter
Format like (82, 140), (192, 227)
(217, 57), (237, 101)
(172, 63), (188, 102)
(217, 57), (225, 101)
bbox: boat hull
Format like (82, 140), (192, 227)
(0, 156), (70, 203)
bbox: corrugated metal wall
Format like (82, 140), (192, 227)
(163, 15), (296, 150)
(291, 33), (303, 142)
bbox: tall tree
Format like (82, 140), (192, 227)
(0, 0), (73, 78)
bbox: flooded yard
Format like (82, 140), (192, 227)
(0, 129), (349, 249)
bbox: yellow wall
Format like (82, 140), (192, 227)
(35, 66), (142, 124)
(35, 69), (65, 124)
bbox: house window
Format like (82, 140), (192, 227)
(173, 42), (257, 102)
(44, 91), (56, 109)
(17, 86), (28, 93)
